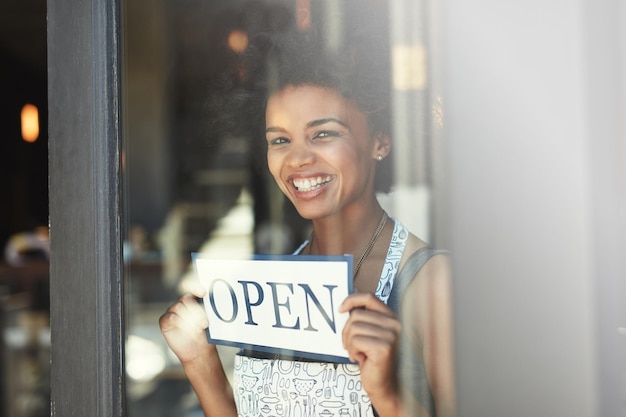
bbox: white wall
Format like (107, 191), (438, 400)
(443, 0), (625, 415)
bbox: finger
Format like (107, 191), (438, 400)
(341, 320), (402, 354)
(342, 317), (400, 351)
(339, 294), (397, 319)
(160, 310), (196, 336)
(342, 311), (398, 346)
(166, 295), (209, 331)
(344, 334), (395, 365)
(346, 307), (399, 325)
(347, 333), (396, 354)
(179, 293), (210, 328)
(339, 292), (393, 315)
(342, 307), (400, 345)
(188, 283), (207, 298)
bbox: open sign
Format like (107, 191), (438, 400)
(193, 254), (353, 362)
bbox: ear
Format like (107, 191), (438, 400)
(372, 133), (391, 160)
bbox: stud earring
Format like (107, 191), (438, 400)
(376, 155), (383, 161)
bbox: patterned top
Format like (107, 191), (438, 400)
(232, 219), (409, 417)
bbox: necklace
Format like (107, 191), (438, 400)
(353, 211), (388, 278)
(305, 211), (388, 279)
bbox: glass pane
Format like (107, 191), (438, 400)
(122, 1), (447, 416)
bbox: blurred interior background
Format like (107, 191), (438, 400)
(0, 0), (50, 416)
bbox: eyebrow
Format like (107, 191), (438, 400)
(307, 117), (349, 129)
(265, 117), (349, 133)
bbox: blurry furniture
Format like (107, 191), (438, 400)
(0, 262), (50, 417)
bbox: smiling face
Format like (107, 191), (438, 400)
(265, 85), (390, 220)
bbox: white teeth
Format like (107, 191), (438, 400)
(293, 176), (332, 192)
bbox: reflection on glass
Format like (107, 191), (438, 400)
(123, 1), (445, 416)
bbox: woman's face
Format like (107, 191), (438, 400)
(265, 85), (388, 220)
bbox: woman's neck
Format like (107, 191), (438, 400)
(307, 203), (386, 256)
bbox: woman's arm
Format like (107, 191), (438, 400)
(159, 291), (237, 417)
(405, 254), (456, 417)
(180, 345), (236, 417)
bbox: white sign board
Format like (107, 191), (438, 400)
(193, 254), (353, 363)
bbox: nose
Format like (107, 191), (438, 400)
(285, 140), (315, 168)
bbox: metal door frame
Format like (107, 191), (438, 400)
(48, 0), (124, 415)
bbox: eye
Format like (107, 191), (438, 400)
(267, 136), (290, 146)
(313, 130), (339, 140)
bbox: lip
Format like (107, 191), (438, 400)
(287, 173), (335, 200)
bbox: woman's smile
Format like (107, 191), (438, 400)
(291, 175), (333, 192)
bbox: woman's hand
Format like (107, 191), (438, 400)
(159, 286), (214, 366)
(160, 287), (238, 417)
(339, 293), (402, 403)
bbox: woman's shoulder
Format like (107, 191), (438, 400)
(398, 233), (453, 345)
(397, 232), (451, 296)
(399, 231), (450, 289)
(399, 232), (448, 266)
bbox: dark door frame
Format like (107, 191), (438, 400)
(48, 0), (124, 415)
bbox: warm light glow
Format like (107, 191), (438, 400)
(392, 45), (427, 91)
(227, 29), (248, 54)
(21, 103), (39, 143)
(296, 0), (311, 31)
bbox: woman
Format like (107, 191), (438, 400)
(160, 42), (455, 417)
